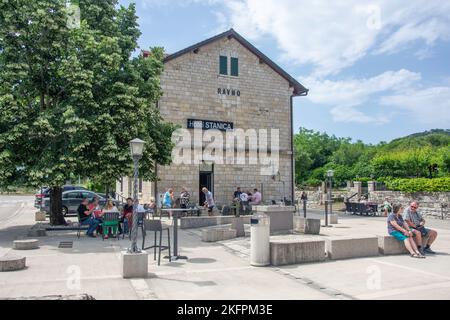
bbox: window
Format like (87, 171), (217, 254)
(139, 178), (143, 193)
(231, 57), (239, 76)
(219, 55), (228, 75)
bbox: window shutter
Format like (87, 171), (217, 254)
(219, 55), (228, 75)
(231, 57), (239, 76)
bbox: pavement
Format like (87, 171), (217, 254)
(1, 195), (450, 300)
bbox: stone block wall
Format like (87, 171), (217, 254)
(369, 191), (449, 219)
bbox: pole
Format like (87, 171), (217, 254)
(329, 176), (333, 216)
(129, 157), (141, 253)
(303, 199), (307, 218)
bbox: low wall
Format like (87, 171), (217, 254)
(369, 191), (449, 219)
(180, 216), (251, 229)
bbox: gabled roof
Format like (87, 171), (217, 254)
(162, 29), (309, 97)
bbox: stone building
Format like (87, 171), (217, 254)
(117, 29), (308, 207)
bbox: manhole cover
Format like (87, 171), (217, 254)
(58, 241), (73, 248)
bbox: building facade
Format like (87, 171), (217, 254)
(117, 29), (308, 207)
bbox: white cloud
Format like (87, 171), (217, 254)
(380, 87), (450, 125)
(216, 0), (450, 76)
(303, 69), (421, 124)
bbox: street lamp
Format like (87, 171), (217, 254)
(128, 138), (145, 253)
(326, 170), (334, 226)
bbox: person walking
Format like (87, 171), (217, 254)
(202, 187), (215, 216)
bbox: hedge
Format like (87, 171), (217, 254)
(383, 177), (450, 192)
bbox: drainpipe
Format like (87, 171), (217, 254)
(290, 95), (295, 204)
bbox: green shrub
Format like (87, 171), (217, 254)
(384, 177), (450, 192)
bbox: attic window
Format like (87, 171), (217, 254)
(193, 48), (199, 54)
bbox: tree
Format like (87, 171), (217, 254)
(0, 0), (175, 224)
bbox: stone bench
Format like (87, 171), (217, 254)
(293, 217), (321, 234)
(329, 213), (338, 224)
(270, 239), (326, 266)
(254, 206), (294, 234)
(378, 235), (409, 255)
(326, 236), (379, 260)
(180, 216), (251, 229)
(201, 227), (237, 242)
(0, 254), (26, 272)
(13, 239), (40, 250)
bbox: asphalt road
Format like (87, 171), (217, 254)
(0, 195), (34, 224)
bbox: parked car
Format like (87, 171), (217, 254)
(34, 185), (88, 209)
(41, 190), (122, 216)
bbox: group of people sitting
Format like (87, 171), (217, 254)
(77, 196), (156, 238)
(387, 201), (438, 258)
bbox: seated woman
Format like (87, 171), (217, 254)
(388, 204), (425, 259)
(119, 197), (133, 235)
(77, 198), (101, 238)
(102, 200), (119, 239)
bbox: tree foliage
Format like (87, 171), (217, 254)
(0, 0), (176, 223)
(294, 127), (450, 187)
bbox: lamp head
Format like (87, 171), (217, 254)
(129, 138), (145, 158)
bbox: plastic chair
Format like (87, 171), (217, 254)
(142, 219), (171, 266)
(102, 212), (120, 240)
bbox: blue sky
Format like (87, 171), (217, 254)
(118, 0), (450, 144)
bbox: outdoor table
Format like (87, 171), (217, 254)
(160, 207), (200, 260)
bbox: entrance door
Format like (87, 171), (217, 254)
(199, 172), (213, 205)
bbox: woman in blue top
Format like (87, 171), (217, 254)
(163, 188), (174, 219)
(388, 204), (425, 259)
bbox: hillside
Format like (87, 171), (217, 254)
(382, 129), (450, 151)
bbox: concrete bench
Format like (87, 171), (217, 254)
(293, 217), (321, 234)
(0, 254), (26, 272)
(201, 227), (237, 242)
(378, 235), (409, 255)
(180, 216), (251, 229)
(270, 239), (326, 266)
(326, 236), (379, 260)
(13, 239), (40, 250)
(329, 214), (338, 224)
(253, 206), (295, 234)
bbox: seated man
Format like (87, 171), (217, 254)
(77, 198), (101, 238)
(403, 201), (438, 254)
(249, 188), (262, 205)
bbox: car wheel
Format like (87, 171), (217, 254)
(62, 206), (69, 217)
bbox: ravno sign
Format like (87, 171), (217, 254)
(217, 88), (241, 96)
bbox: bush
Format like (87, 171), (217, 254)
(384, 177), (450, 192)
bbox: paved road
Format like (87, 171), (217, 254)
(0, 195), (33, 225)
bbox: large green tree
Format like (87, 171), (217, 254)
(0, 0), (175, 224)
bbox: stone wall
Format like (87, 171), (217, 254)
(154, 36), (294, 206)
(369, 191), (449, 219)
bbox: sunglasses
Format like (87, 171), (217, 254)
(411, 206), (418, 209)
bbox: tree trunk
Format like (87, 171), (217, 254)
(49, 186), (65, 225)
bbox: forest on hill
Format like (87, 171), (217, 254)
(294, 128), (450, 191)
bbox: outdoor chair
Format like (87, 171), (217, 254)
(76, 216), (89, 239)
(142, 218), (171, 266)
(102, 212), (120, 240)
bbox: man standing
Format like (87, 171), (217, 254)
(233, 187), (242, 202)
(403, 201), (438, 254)
(77, 198), (100, 238)
(202, 187), (215, 216)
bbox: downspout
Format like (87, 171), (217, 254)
(290, 95), (295, 203)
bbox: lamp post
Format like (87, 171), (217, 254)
(326, 170), (334, 226)
(128, 138), (145, 254)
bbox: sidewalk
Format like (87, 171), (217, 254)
(1, 201), (450, 300)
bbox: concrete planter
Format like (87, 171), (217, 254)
(253, 206), (295, 234)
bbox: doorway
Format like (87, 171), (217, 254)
(199, 171), (213, 205)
